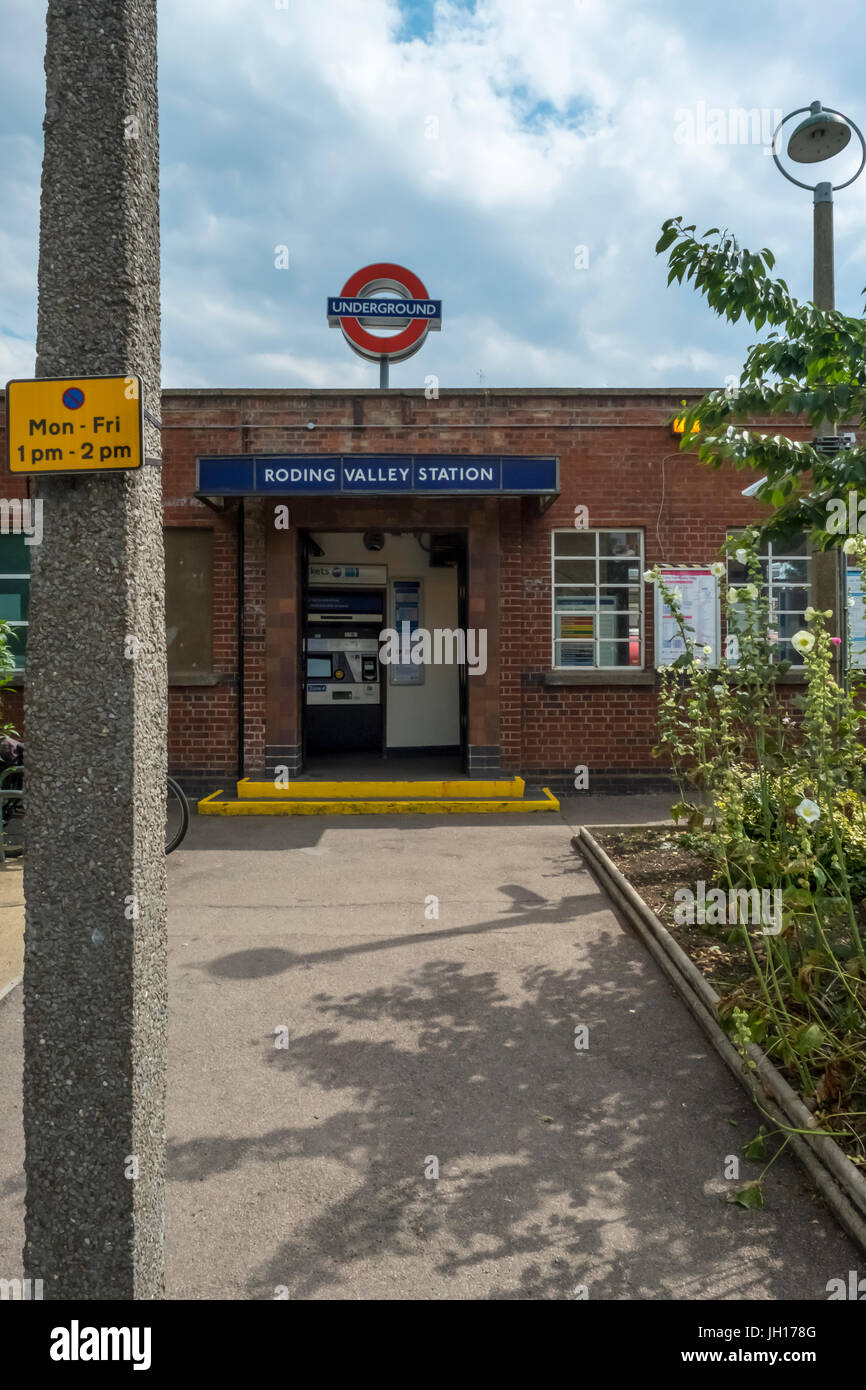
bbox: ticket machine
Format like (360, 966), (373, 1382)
(303, 580), (384, 753)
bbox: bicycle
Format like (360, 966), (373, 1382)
(0, 758), (191, 860)
(165, 774), (190, 854)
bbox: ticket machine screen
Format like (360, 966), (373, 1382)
(306, 656), (332, 678)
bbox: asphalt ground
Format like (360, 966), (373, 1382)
(0, 808), (858, 1299)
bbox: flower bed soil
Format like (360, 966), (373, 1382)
(594, 825), (866, 1165)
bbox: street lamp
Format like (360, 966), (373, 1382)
(771, 102), (866, 678)
(771, 100), (866, 312)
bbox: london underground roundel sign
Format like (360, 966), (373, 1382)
(327, 263), (442, 364)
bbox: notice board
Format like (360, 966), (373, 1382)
(654, 567), (720, 667)
(389, 578), (424, 686)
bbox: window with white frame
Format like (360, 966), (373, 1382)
(551, 530), (644, 669)
(726, 531), (811, 665)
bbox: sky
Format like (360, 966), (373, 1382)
(2, 0), (866, 392)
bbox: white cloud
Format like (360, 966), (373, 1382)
(3, 0), (866, 390)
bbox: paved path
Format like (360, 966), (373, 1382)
(0, 862), (24, 997)
(0, 811), (858, 1299)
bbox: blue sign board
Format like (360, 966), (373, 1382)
(326, 297), (442, 324)
(196, 455), (559, 497)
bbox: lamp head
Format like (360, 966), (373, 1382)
(787, 106), (851, 163)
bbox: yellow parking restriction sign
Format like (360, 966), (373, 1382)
(5, 374), (144, 474)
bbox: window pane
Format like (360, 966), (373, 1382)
(773, 587), (810, 612)
(727, 529), (807, 559)
(775, 534), (807, 556)
(599, 531), (641, 557)
(599, 556), (642, 584)
(770, 558), (808, 583)
(554, 558), (595, 584)
(0, 534), (31, 575)
(555, 640), (594, 668)
(556, 613), (595, 641)
(553, 531), (595, 557)
(0, 580), (29, 623)
(554, 587), (596, 611)
(776, 639), (802, 665)
(599, 584), (641, 607)
(776, 611), (808, 641)
(598, 640), (638, 667)
(727, 555), (748, 582)
(728, 557), (769, 583)
(165, 528), (213, 678)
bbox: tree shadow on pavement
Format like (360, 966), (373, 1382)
(168, 908), (855, 1300)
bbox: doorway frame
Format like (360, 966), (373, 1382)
(297, 526), (469, 774)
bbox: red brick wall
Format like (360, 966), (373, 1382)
(2, 386), (808, 791)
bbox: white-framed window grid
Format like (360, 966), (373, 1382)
(726, 531), (811, 667)
(551, 529), (645, 670)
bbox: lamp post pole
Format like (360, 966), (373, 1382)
(772, 98), (865, 327)
(23, 0), (166, 1299)
(813, 179), (835, 312)
(771, 101), (866, 673)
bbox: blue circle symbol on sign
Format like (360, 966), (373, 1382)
(62, 387), (85, 409)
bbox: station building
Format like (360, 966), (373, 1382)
(0, 386), (828, 799)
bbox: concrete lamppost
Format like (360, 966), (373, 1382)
(772, 100), (865, 315)
(771, 102), (866, 670)
(23, 0), (166, 1299)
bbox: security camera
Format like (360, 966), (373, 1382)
(363, 530), (385, 552)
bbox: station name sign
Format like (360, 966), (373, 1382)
(196, 455), (559, 497)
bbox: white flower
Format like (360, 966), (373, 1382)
(791, 630), (815, 655)
(712, 684), (724, 698)
(735, 548), (749, 565)
(738, 583), (758, 601)
(849, 597), (856, 608)
(643, 569), (656, 583)
(795, 798), (821, 824)
(843, 537), (858, 554)
(728, 588), (742, 605)
(710, 561), (726, 578)
(804, 606), (816, 621)
(702, 645), (712, 655)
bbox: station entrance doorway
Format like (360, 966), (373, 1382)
(300, 529), (468, 771)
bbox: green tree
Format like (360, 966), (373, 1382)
(655, 217), (866, 548)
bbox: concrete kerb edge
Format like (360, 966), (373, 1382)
(574, 827), (866, 1254)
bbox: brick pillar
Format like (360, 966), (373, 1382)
(265, 515), (302, 775)
(466, 501), (502, 775)
(242, 499), (267, 775)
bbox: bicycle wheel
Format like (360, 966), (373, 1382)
(166, 775), (190, 854)
(0, 767), (25, 860)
